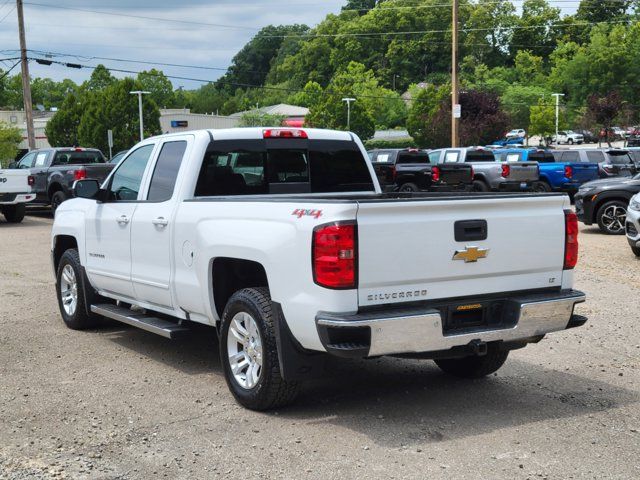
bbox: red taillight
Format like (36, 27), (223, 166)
(564, 210), (579, 270)
(74, 168), (86, 181)
(263, 129), (307, 139)
(501, 163), (510, 178)
(564, 165), (573, 179)
(313, 222), (357, 289)
(390, 165), (397, 181)
(27, 175), (35, 186)
(432, 166), (440, 183)
(470, 166), (474, 181)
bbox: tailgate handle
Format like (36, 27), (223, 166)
(455, 220), (487, 242)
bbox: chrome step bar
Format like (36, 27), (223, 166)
(91, 304), (190, 339)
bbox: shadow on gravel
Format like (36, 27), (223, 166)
(97, 324), (637, 447)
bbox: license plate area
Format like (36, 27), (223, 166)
(441, 300), (518, 335)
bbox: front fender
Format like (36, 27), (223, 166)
(51, 201), (88, 265)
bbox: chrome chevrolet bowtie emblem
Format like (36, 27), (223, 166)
(453, 246), (489, 263)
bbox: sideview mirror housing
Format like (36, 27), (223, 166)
(73, 179), (101, 200)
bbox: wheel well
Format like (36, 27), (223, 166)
(593, 196), (629, 222)
(212, 258), (268, 318)
(53, 235), (78, 272)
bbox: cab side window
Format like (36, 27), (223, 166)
(147, 141), (187, 202)
(18, 152), (36, 169)
(108, 145), (155, 201)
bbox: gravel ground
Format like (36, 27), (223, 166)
(0, 212), (639, 480)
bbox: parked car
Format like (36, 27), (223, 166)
(552, 148), (637, 178)
(109, 150), (129, 164)
(506, 129), (526, 139)
(11, 147), (114, 213)
(573, 129), (598, 143)
(627, 147), (640, 164)
(368, 148), (472, 192)
(627, 129), (640, 147)
(552, 131), (584, 145)
(625, 193), (640, 256)
(430, 147), (539, 192)
(490, 137), (525, 147)
(513, 149), (599, 194)
(51, 127), (587, 410)
(0, 168), (36, 223)
(612, 127), (628, 139)
(574, 174), (640, 234)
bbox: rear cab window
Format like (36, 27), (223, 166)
(585, 151), (605, 163)
(607, 151), (634, 165)
(529, 151), (555, 163)
(53, 150), (104, 166)
(561, 151), (580, 162)
(396, 151), (429, 164)
(465, 150), (496, 162)
(194, 139), (375, 196)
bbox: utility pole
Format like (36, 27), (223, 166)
(342, 97), (355, 131)
(552, 93), (565, 143)
(129, 91), (150, 142)
(16, 0), (35, 150)
(451, 0), (460, 148)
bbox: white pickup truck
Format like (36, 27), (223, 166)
(51, 128), (586, 410)
(0, 168), (35, 223)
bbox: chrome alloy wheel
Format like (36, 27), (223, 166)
(601, 205), (626, 233)
(60, 264), (78, 316)
(227, 312), (263, 389)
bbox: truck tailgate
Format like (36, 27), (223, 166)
(439, 164), (472, 185)
(356, 195), (567, 307)
(507, 162), (538, 182)
(0, 169), (31, 196)
(569, 163), (598, 183)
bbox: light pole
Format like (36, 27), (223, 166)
(392, 74), (400, 91)
(342, 97), (356, 131)
(451, 0), (460, 148)
(130, 91), (150, 142)
(551, 93), (565, 143)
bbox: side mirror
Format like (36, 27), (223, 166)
(73, 179), (101, 199)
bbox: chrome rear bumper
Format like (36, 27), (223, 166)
(316, 290), (586, 358)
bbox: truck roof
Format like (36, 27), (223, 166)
(147, 127), (356, 143)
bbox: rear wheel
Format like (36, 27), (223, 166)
(532, 181), (551, 193)
(398, 182), (419, 192)
(51, 191), (67, 214)
(596, 200), (627, 235)
(2, 204), (25, 223)
(220, 287), (299, 410)
(435, 345), (509, 378)
(568, 138), (574, 145)
(472, 180), (489, 192)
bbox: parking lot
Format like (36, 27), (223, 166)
(0, 213), (639, 480)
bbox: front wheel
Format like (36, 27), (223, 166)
(56, 249), (100, 330)
(435, 345), (509, 378)
(632, 246), (640, 257)
(220, 287), (299, 410)
(568, 139), (574, 145)
(2, 204), (25, 223)
(472, 180), (489, 192)
(596, 200), (627, 235)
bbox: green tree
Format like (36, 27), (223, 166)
(529, 98), (558, 145)
(84, 64), (116, 92)
(0, 121), (22, 168)
(587, 91), (624, 146)
(190, 83), (226, 114)
(45, 93), (84, 147)
(501, 85), (550, 132)
(78, 78), (161, 153)
(307, 96), (374, 140)
(406, 83), (450, 147)
(510, 0), (561, 60)
(137, 69), (175, 108)
(463, 0), (516, 67)
(238, 112), (285, 127)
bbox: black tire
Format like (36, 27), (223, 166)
(219, 287), (299, 410)
(596, 200), (627, 235)
(51, 191), (67, 214)
(2, 204), (25, 223)
(568, 139), (574, 145)
(434, 345), (509, 379)
(532, 181), (551, 193)
(56, 249), (100, 330)
(472, 180), (490, 192)
(632, 246), (640, 257)
(398, 182), (419, 192)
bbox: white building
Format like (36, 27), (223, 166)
(229, 104), (309, 127)
(160, 109), (239, 134)
(0, 110), (54, 150)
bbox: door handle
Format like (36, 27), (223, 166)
(116, 215), (130, 225)
(152, 217), (169, 227)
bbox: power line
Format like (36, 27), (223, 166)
(0, 59), (21, 80)
(0, 4), (15, 23)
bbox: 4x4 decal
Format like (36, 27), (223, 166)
(292, 208), (323, 219)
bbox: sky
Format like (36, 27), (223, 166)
(0, 0), (345, 89)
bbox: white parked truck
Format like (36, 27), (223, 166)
(0, 168), (35, 223)
(51, 128), (587, 410)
